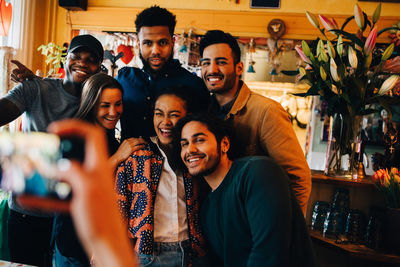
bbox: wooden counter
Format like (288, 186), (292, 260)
(311, 170), (374, 188)
(310, 230), (400, 264)
(307, 170), (397, 266)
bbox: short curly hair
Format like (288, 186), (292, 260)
(135, 5), (177, 36)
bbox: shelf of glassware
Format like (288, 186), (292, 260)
(311, 170), (374, 188)
(310, 230), (400, 264)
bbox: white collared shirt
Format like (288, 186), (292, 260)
(151, 137), (188, 242)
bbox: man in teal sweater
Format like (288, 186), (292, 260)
(175, 114), (315, 266)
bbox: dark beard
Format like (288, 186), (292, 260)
(193, 144), (222, 177)
(139, 52), (174, 77)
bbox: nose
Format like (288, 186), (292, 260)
(108, 106), (117, 116)
(76, 57), (90, 67)
(162, 116), (172, 125)
(209, 61), (218, 73)
(188, 142), (198, 153)
(151, 44), (161, 55)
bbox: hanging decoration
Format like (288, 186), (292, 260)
(117, 44), (134, 64)
(104, 50), (123, 77)
(0, 0), (12, 36)
(266, 19), (287, 80)
(247, 38), (256, 73)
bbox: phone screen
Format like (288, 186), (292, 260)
(0, 132), (72, 200)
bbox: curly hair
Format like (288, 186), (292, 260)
(135, 5), (177, 36)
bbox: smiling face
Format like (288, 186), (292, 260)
(180, 121), (225, 177)
(64, 48), (101, 84)
(200, 43), (243, 95)
(95, 88), (123, 130)
(153, 94), (187, 145)
(138, 25), (174, 73)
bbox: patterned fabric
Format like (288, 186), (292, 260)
(114, 144), (207, 261)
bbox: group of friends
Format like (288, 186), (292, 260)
(0, 5), (315, 267)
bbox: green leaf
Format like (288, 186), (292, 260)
(341, 92), (351, 104)
(293, 93), (308, 97)
(305, 84), (321, 96)
(281, 70), (300, 76)
(363, 13), (371, 31)
(340, 16), (354, 31)
(330, 29), (364, 47)
(378, 26), (400, 37)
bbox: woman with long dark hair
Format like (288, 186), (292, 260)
(53, 73), (145, 267)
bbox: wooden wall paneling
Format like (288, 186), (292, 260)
(66, 7), (399, 42)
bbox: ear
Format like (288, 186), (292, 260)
(235, 61), (244, 76)
(221, 136), (230, 154)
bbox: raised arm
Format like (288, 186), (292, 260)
(10, 60), (38, 83)
(0, 98), (22, 127)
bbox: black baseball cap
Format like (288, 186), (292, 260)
(67, 35), (104, 62)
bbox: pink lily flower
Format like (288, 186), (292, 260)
(319, 15), (338, 31)
(295, 45), (311, 64)
(364, 26), (378, 56)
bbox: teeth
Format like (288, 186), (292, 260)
(187, 156), (202, 163)
(208, 77), (221, 82)
(105, 117), (118, 121)
(75, 70), (88, 75)
(160, 129), (171, 133)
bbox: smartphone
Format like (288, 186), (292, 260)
(0, 132), (83, 200)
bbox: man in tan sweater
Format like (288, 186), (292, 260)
(199, 30), (311, 214)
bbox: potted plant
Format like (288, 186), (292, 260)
(37, 42), (66, 77)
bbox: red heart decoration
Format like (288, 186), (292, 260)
(117, 44), (134, 64)
(0, 0), (12, 36)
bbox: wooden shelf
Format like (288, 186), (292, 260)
(310, 230), (400, 264)
(311, 170), (374, 188)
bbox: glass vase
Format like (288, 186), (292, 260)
(324, 114), (362, 178)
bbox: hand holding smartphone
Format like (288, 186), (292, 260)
(0, 132), (84, 201)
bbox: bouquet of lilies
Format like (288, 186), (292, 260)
(290, 3), (400, 174)
(294, 3), (400, 118)
(373, 168), (400, 208)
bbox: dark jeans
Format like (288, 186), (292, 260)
(53, 243), (90, 267)
(7, 209), (53, 266)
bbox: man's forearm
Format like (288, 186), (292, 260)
(0, 98), (22, 127)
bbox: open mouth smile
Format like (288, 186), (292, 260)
(185, 154), (206, 166)
(159, 128), (172, 137)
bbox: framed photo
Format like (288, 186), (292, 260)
(250, 0), (280, 9)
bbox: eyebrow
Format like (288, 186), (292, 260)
(200, 57), (228, 62)
(154, 108), (182, 113)
(181, 132), (206, 141)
